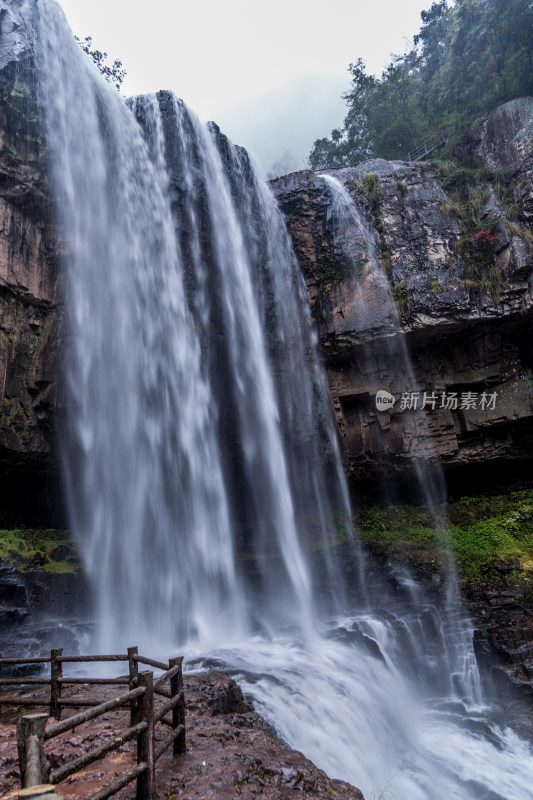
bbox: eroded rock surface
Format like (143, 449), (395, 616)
(271, 100), (533, 493)
(0, 0), (61, 524)
(467, 579), (533, 694)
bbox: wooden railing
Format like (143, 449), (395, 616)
(1, 648), (186, 800)
(406, 134), (446, 163)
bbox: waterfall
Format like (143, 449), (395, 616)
(24, 1), (533, 798)
(317, 173), (482, 700)
(35, 0), (354, 649)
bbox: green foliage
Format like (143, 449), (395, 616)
(449, 492), (533, 581)
(309, 0), (533, 168)
(0, 529), (79, 574)
(392, 279), (408, 313)
(433, 162), (506, 297)
(316, 256), (347, 283)
(358, 490), (533, 583)
(75, 36), (126, 91)
(0, 397), (27, 434)
(395, 179), (408, 198)
(361, 172), (384, 224)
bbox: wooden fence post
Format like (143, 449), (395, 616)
(135, 671), (154, 800)
(128, 647), (139, 725)
(169, 657), (185, 755)
(50, 650), (62, 720)
(16, 714), (50, 788)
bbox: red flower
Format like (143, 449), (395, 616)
(473, 229), (498, 246)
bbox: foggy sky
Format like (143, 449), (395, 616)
(56, 0), (430, 174)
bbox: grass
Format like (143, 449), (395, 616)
(4, 491), (532, 586)
(0, 528), (79, 574)
(430, 162), (522, 300)
(357, 490), (533, 584)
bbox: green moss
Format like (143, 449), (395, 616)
(0, 529), (79, 574)
(391, 278), (408, 315)
(395, 179), (408, 198)
(432, 163), (522, 299)
(357, 490), (533, 584)
(316, 256), (346, 283)
(362, 172), (384, 221)
(0, 397), (27, 435)
(381, 254), (392, 277)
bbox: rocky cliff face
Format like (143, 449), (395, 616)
(0, 0), (61, 524)
(1, 0), (533, 522)
(272, 99), (533, 498)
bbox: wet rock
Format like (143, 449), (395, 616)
(0, 1), (62, 526)
(271, 107), (533, 493)
(479, 97), (533, 176)
(0, 672), (366, 800)
(0, 566), (27, 605)
(207, 676), (254, 715)
(466, 577), (533, 695)
(0, 564), (29, 630)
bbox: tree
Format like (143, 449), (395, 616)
(75, 36), (126, 91)
(309, 59), (376, 168)
(309, 0), (533, 168)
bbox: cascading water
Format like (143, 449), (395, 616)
(23, 0), (533, 797)
(35, 0), (353, 649)
(317, 173), (482, 699)
(317, 173), (448, 516)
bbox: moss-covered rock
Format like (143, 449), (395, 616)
(357, 490), (533, 586)
(357, 491), (533, 692)
(0, 528), (79, 574)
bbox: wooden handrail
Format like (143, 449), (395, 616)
(133, 655), (169, 671)
(153, 662), (181, 690)
(57, 677), (130, 685)
(50, 649), (62, 720)
(44, 685), (146, 740)
(56, 698), (108, 707)
(56, 654), (129, 663)
(0, 648), (171, 718)
(0, 696), (51, 706)
(406, 134), (446, 163)
(169, 656), (185, 756)
(154, 691), (183, 724)
(134, 671), (155, 799)
(9, 647), (186, 800)
(154, 724), (185, 760)
(89, 762), (148, 800)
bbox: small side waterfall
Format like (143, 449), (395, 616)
(22, 1), (533, 798)
(318, 173), (447, 511)
(317, 173), (482, 701)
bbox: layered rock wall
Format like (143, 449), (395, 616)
(1, 1), (533, 520)
(0, 1), (61, 523)
(272, 99), (533, 498)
